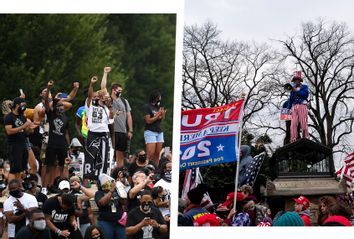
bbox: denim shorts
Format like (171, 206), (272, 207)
(144, 130), (164, 144)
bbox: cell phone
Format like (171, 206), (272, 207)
(145, 217), (151, 220)
(19, 89), (24, 95)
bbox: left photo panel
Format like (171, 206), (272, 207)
(0, 14), (176, 239)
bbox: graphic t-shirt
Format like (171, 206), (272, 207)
(76, 106), (88, 138)
(47, 110), (69, 148)
(42, 196), (75, 230)
(126, 206), (166, 239)
(142, 104), (162, 133)
(94, 190), (123, 222)
(4, 112), (27, 144)
(85, 100), (110, 133)
(4, 193), (39, 238)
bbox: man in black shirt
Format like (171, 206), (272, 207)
(15, 208), (51, 239)
(4, 97), (33, 180)
(42, 193), (82, 239)
(126, 190), (167, 239)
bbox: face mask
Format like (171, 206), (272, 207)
(92, 99), (99, 106)
(9, 189), (22, 198)
(141, 202), (152, 212)
(138, 155), (146, 163)
(163, 171), (172, 182)
(18, 105), (26, 114)
(33, 219), (46, 231)
(5, 167), (10, 172)
(116, 92), (121, 98)
(155, 100), (161, 107)
(101, 181), (112, 191)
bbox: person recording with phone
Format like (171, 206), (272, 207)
(95, 173), (126, 239)
(126, 190), (167, 239)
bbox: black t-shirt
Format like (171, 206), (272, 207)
(35, 192), (48, 209)
(47, 110), (69, 148)
(126, 206), (166, 239)
(94, 190), (123, 222)
(42, 196), (75, 230)
(142, 104), (162, 133)
(15, 225), (51, 239)
(71, 191), (90, 225)
(4, 112), (27, 144)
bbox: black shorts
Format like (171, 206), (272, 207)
(45, 146), (67, 167)
(8, 143), (28, 173)
(115, 132), (128, 151)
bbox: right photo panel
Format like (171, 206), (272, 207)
(177, 0), (354, 228)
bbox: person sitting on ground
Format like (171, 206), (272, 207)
(15, 208), (51, 239)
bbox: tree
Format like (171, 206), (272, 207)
(106, 15), (176, 152)
(279, 19), (354, 153)
(182, 22), (283, 124)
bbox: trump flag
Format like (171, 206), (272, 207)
(180, 99), (244, 170)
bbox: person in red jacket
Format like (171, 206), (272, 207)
(293, 195), (312, 226)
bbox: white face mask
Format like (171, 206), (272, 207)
(33, 219), (46, 230)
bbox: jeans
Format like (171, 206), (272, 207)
(97, 220), (126, 239)
(79, 223), (91, 238)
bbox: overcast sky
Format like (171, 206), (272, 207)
(185, 0), (354, 44)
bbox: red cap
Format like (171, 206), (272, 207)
(293, 196), (310, 210)
(193, 214), (222, 226)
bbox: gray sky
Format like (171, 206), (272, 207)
(185, 0), (354, 43)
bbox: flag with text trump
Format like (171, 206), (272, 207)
(180, 99), (244, 170)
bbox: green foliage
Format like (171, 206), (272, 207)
(0, 14), (176, 158)
(106, 14), (176, 152)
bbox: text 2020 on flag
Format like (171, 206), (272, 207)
(180, 99), (244, 170)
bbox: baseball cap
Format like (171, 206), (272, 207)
(293, 195), (310, 209)
(58, 180), (70, 190)
(70, 138), (82, 148)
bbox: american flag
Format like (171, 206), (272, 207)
(244, 152), (267, 187)
(335, 152), (354, 188)
(181, 168), (213, 209)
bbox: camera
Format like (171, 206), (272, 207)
(283, 82), (296, 91)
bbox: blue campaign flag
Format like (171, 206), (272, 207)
(180, 100), (244, 170)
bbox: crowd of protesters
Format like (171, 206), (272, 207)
(178, 180), (354, 227)
(0, 66), (171, 239)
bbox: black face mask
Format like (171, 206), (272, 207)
(18, 105), (26, 114)
(23, 181), (35, 191)
(141, 202), (152, 212)
(92, 99), (99, 106)
(116, 92), (121, 98)
(9, 189), (22, 198)
(138, 155), (146, 163)
(163, 171), (172, 182)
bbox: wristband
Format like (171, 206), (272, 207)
(56, 229), (61, 236)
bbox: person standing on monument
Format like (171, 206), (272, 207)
(286, 72), (309, 143)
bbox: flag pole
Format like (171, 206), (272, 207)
(233, 95), (246, 213)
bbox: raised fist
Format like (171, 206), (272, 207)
(47, 80), (54, 88)
(91, 76), (98, 84)
(73, 82), (80, 89)
(104, 66), (111, 73)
